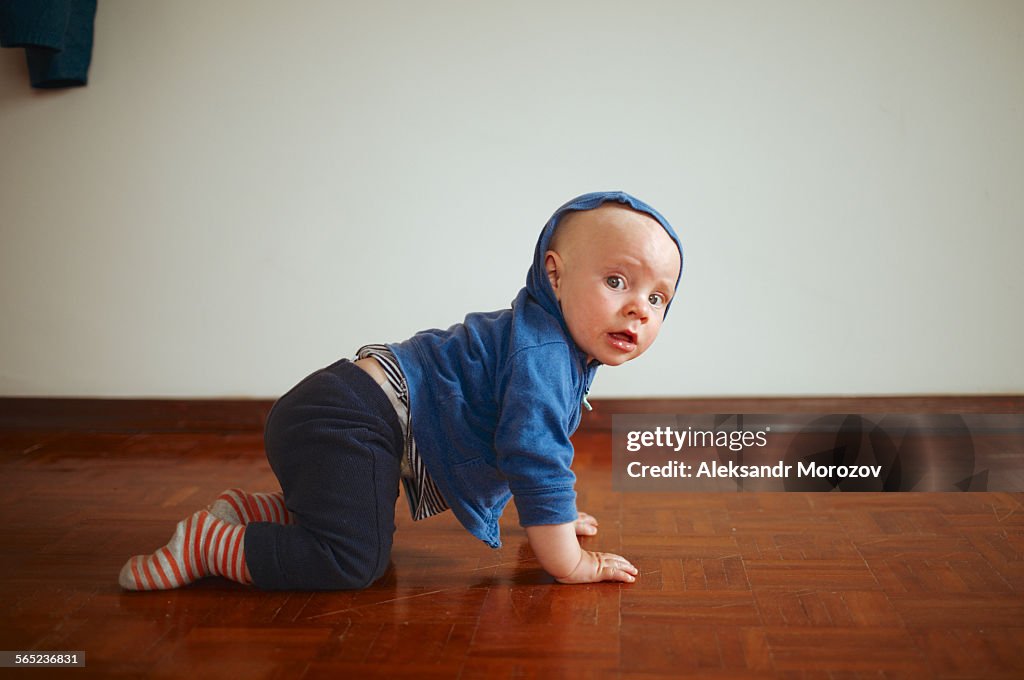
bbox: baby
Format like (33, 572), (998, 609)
(119, 191), (683, 590)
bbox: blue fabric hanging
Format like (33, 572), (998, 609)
(0, 0), (98, 88)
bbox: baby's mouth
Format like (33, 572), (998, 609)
(607, 330), (638, 351)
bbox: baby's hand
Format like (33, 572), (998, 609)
(556, 550), (638, 585)
(574, 511), (599, 536)
(525, 520), (636, 585)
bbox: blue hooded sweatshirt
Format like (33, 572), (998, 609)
(388, 191), (683, 548)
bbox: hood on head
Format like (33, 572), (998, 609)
(524, 190), (685, 323)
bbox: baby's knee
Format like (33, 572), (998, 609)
(298, 531), (393, 590)
(338, 542), (392, 589)
(356, 558), (393, 589)
(308, 553), (391, 590)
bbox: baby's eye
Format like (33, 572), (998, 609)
(649, 293), (667, 307)
(605, 276), (624, 290)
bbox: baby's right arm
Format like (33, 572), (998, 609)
(525, 521), (638, 584)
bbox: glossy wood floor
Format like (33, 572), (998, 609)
(2, 426), (1023, 678)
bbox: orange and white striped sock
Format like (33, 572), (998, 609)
(208, 488), (294, 525)
(118, 510), (252, 590)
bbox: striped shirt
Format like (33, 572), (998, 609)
(355, 344), (449, 521)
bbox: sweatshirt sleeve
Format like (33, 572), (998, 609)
(493, 343), (579, 527)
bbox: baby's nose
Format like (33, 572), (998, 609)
(624, 296), (650, 320)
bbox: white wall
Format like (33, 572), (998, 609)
(1, 0), (1022, 398)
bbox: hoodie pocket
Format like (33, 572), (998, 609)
(451, 457), (512, 520)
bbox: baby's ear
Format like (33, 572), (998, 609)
(544, 250), (562, 296)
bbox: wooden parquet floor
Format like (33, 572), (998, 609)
(1, 427), (1022, 678)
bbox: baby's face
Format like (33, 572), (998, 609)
(545, 206), (681, 366)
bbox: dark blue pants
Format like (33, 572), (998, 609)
(244, 359), (403, 590)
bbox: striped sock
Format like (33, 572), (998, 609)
(208, 488), (294, 525)
(118, 510), (252, 590)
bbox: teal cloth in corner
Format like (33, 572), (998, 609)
(0, 0), (98, 88)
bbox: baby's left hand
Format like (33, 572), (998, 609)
(575, 511), (599, 536)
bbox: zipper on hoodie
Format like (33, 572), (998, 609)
(580, 358), (596, 411)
